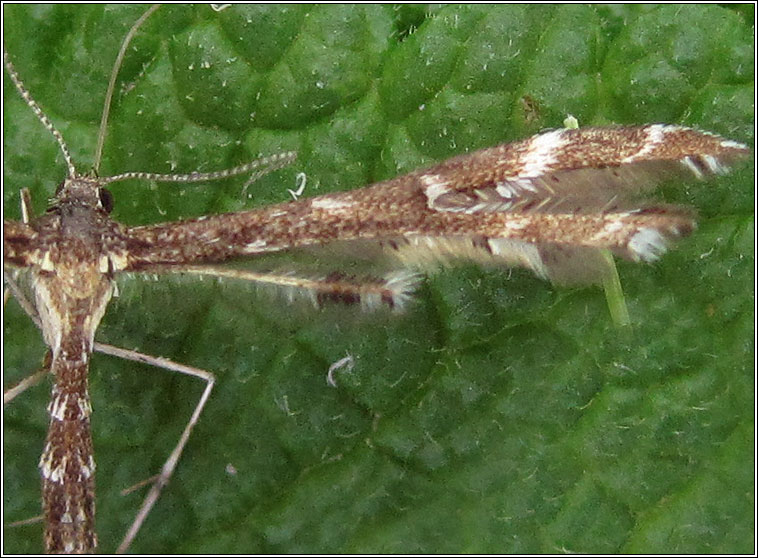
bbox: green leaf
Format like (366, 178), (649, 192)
(3, 4), (753, 554)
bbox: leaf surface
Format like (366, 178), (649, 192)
(3, 4), (753, 554)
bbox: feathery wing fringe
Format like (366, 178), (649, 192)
(140, 265), (422, 311)
(110, 125), (749, 289)
(423, 125), (748, 215)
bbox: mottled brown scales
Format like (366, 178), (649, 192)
(2, 9), (750, 554)
(26, 180), (116, 553)
(42, 361), (97, 554)
(120, 126), (737, 271)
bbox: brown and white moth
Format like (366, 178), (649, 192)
(3, 5), (751, 555)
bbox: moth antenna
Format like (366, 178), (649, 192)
(3, 48), (77, 178)
(99, 150), (297, 186)
(91, 3), (295, 191)
(93, 4), (161, 174)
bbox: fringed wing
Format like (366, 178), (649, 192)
(422, 125), (748, 215)
(123, 125), (749, 291)
(398, 125), (749, 284)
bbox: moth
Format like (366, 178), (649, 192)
(3, 5), (750, 554)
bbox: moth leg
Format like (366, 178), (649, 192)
(20, 187), (33, 224)
(4, 271), (41, 327)
(3, 271), (50, 405)
(94, 343), (216, 554)
(5, 514), (44, 528)
(3, 357), (49, 405)
(154, 264), (421, 311)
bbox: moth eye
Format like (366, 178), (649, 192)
(98, 188), (114, 213)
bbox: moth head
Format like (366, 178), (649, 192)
(49, 177), (112, 214)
